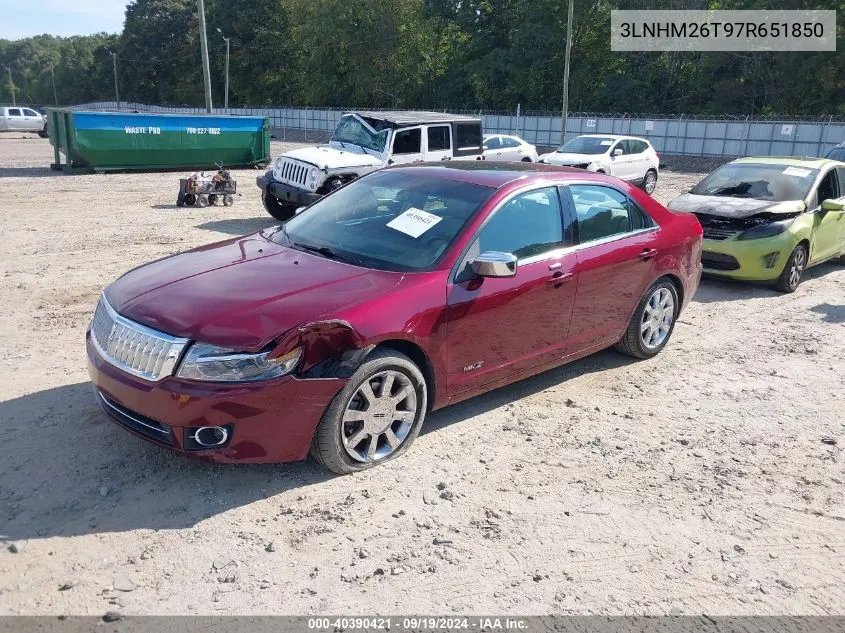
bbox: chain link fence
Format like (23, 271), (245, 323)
(73, 102), (845, 158)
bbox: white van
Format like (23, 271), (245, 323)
(0, 106), (48, 136)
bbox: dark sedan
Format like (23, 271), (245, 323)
(87, 163), (702, 474)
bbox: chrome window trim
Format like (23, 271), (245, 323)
(89, 294), (189, 382)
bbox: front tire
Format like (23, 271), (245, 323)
(310, 349), (428, 475)
(521, 157), (532, 162)
(616, 279), (679, 359)
(775, 243), (807, 293)
(262, 193), (296, 222)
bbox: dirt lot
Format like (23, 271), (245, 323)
(0, 135), (843, 617)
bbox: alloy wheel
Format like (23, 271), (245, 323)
(640, 287), (675, 350)
(644, 171), (657, 194)
(342, 370), (417, 463)
(789, 247), (806, 289)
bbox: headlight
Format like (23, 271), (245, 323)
(736, 218), (794, 240)
(309, 168), (318, 181)
(275, 158), (283, 169)
(176, 344), (302, 382)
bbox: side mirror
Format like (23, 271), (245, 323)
(821, 198), (845, 212)
(612, 148), (624, 157)
(470, 251), (518, 278)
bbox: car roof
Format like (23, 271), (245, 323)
(386, 161), (606, 188)
(576, 134), (648, 142)
(731, 156), (837, 169)
(350, 110), (481, 125)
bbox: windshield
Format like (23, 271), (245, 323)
(557, 136), (615, 155)
(691, 163), (818, 201)
(827, 147), (845, 162)
(331, 114), (390, 153)
(274, 170), (494, 272)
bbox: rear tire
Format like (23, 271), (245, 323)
(521, 157), (532, 162)
(775, 243), (807, 293)
(262, 193), (296, 222)
(223, 194), (234, 206)
(183, 193), (197, 206)
(197, 195), (209, 208)
(640, 169), (658, 195)
(616, 278), (679, 359)
(310, 349), (427, 475)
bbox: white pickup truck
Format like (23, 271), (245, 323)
(256, 111), (484, 220)
(0, 106), (48, 136)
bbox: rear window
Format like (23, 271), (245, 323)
(691, 163), (818, 202)
(427, 126), (450, 152)
(8, 108), (21, 117)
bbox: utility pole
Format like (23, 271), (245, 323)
(559, 0), (574, 146)
(49, 63), (58, 105)
(197, 0), (213, 113)
(2, 65), (14, 105)
(105, 48), (119, 109)
(216, 28), (230, 112)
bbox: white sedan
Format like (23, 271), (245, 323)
(482, 134), (539, 162)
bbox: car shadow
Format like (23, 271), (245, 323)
(195, 217), (278, 236)
(0, 349), (634, 544)
(693, 262), (841, 303)
(0, 382), (333, 543)
(810, 303), (845, 324)
(422, 349), (632, 436)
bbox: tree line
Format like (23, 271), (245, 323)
(1, 0), (843, 116)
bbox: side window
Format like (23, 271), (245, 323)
(837, 168), (845, 196)
(8, 108), (22, 117)
(23, 109), (39, 117)
(815, 169), (840, 206)
(455, 123), (482, 153)
(611, 141), (625, 155)
(484, 136), (501, 150)
(475, 187), (566, 260)
(392, 128), (421, 155)
(569, 184), (652, 243)
(427, 126), (450, 152)
(630, 140), (647, 154)
(501, 137), (520, 148)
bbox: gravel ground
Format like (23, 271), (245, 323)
(0, 135), (843, 617)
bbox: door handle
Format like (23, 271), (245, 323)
(547, 271), (574, 286)
(638, 248), (658, 260)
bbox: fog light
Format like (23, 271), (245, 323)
(184, 424), (233, 451)
(763, 251), (780, 269)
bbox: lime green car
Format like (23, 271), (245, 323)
(668, 157), (845, 292)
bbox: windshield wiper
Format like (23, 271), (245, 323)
(293, 242), (365, 267)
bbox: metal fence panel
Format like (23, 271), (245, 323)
(73, 102), (845, 158)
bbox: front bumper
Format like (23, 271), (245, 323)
(256, 175), (322, 207)
(700, 231), (797, 281)
(87, 335), (346, 463)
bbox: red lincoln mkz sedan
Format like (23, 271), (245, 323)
(87, 163), (702, 474)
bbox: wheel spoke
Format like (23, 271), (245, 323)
(366, 434), (378, 459)
(384, 429), (400, 449)
(359, 380), (377, 405)
(391, 385), (413, 404)
(345, 428), (368, 450)
(394, 410), (415, 424)
(343, 409), (366, 423)
(380, 373), (395, 398)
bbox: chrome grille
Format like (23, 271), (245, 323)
(89, 295), (189, 381)
(275, 158), (310, 188)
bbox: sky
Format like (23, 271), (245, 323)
(0, 0), (128, 40)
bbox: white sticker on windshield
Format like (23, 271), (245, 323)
(386, 207), (443, 238)
(600, 140), (613, 145)
(783, 166), (812, 177)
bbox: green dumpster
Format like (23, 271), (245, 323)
(47, 109), (270, 173)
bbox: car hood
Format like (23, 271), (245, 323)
(667, 193), (806, 219)
(281, 144), (384, 170)
(105, 232), (402, 351)
(540, 152), (603, 165)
